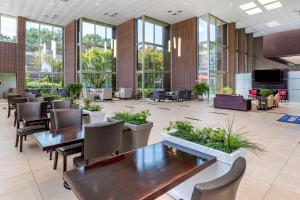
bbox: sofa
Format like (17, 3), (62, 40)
(214, 94), (251, 111)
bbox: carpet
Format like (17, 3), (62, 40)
(278, 115), (300, 124)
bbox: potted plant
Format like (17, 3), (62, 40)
(223, 86), (233, 95)
(108, 110), (153, 153)
(65, 84), (83, 106)
(193, 82), (209, 101)
(163, 119), (264, 164)
(82, 98), (105, 124)
(259, 89), (273, 97)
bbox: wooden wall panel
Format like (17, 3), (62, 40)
(116, 19), (136, 95)
(246, 33), (254, 72)
(64, 20), (77, 85)
(0, 42), (17, 73)
(171, 17), (197, 91)
(227, 23), (236, 89)
(16, 16), (26, 93)
(238, 28), (245, 73)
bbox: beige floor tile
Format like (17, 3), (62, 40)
(273, 172), (300, 195)
(0, 185), (42, 200)
(264, 186), (300, 200)
(0, 173), (36, 196)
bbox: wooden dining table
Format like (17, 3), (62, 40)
(64, 141), (216, 200)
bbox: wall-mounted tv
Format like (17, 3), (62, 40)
(254, 69), (281, 83)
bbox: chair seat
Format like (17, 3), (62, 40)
(57, 143), (82, 156)
(17, 125), (48, 136)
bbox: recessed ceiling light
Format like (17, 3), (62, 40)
(258, 0), (277, 5)
(264, 1), (282, 10)
(239, 2), (257, 11)
(245, 7), (263, 15)
(266, 21), (280, 27)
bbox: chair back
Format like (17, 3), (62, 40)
(50, 109), (82, 130)
(84, 121), (124, 163)
(178, 90), (186, 98)
(191, 157), (246, 200)
(8, 94), (21, 104)
(12, 97), (28, 105)
(28, 97), (44, 102)
(51, 100), (71, 109)
(16, 102), (41, 122)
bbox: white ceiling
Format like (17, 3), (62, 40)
(0, 0), (300, 36)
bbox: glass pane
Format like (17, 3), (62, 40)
(154, 47), (163, 71)
(145, 22), (154, 43)
(95, 73), (111, 88)
(39, 74), (53, 95)
(154, 73), (163, 89)
(137, 45), (143, 71)
(53, 74), (63, 89)
(82, 73), (94, 88)
(81, 44), (94, 72)
(41, 54), (53, 73)
(53, 27), (63, 48)
(53, 48), (63, 72)
(144, 73), (154, 89)
(138, 19), (143, 43)
(40, 25), (52, 48)
(198, 16), (208, 43)
(144, 45), (154, 71)
(26, 22), (40, 45)
(82, 21), (94, 44)
(25, 46), (41, 72)
(94, 47), (111, 72)
(0, 16), (17, 42)
(155, 25), (163, 45)
(106, 27), (112, 49)
(95, 25), (105, 46)
(209, 15), (216, 42)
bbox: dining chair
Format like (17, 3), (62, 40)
(51, 109), (83, 172)
(44, 96), (54, 110)
(15, 102), (48, 152)
(191, 157), (246, 200)
(12, 97), (29, 127)
(73, 121), (124, 167)
(51, 100), (71, 109)
(28, 97), (44, 102)
(7, 94), (21, 118)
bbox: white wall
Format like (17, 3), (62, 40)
(288, 71), (300, 102)
(235, 73), (252, 98)
(0, 73), (16, 98)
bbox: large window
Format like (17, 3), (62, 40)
(198, 14), (227, 98)
(137, 16), (170, 98)
(0, 14), (17, 43)
(25, 21), (64, 95)
(78, 19), (115, 89)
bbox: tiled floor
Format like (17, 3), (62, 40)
(0, 99), (300, 200)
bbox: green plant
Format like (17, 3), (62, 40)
(137, 88), (153, 99)
(65, 84), (83, 102)
(165, 118), (265, 154)
(193, 82), (209, 96)
(82, 98), (101, 112)
(112, 110), (151, 125)
(223, 87), (233, 95)
(260, 89), (273, 97)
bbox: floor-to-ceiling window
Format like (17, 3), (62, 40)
(25, 21), (64, 95)
(137, 16), (171, 98)
(198, 14), (227, 98)
(77, 18), (116, 90)
(0, 14), (17, 43)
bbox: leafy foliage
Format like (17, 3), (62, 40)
(112, 110), (151, 125)
(65, 84), (83, 101)
(259, 89), (273, 97)
(82, 98), (102, 112)
(165, 119), (265, 154)
(137, 88), (153, 98)
(223, 87), (234, 95)
(193, 82), (209, 96)
(25, 75), (61, 96)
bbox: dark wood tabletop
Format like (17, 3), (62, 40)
(33, 126), (84, 151)
(64, 141), (216, 200)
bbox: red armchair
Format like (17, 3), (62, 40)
(278, 90), (288, 102)
(248, 89), (257, 99)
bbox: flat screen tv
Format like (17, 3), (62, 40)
(254, 70), (281, 83)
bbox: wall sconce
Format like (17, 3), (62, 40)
(51, 40), (56, 59)
(173, 37), (177, 49)
(178, 37), (181, 57)
(104, 41), (107, 52)
(168, 40), (171, 52)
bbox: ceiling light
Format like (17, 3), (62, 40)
(258, 0), (277, 5)
(264, 1), (282, 10)
(266, 21), (280, 27)
(239, 2), (257, 11)
(245, 7), (263, 15)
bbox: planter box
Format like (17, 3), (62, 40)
(83, 110), (105, 124)
(162, 130), (246, 165)
(108, 118), (153, 153)
(162, 130), (246, 200)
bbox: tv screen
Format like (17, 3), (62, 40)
(254, 70), (281, 83)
